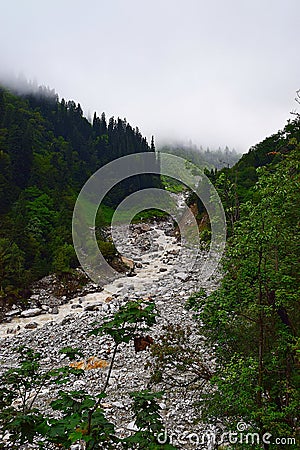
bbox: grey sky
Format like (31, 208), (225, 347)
(1, 0), (299, 152)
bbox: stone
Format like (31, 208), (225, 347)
(175, 272), (190, 282)
(127, 271), (137, 277)
(121, 256), (135, 270)
(20, 308), (42, 318)
(84, 302), (103, 311)
(73, 380), (86, 389)
(111, 401), (126, 408)
(101, 402), (112, 408)
(24, 322), (38, 329)
(5, 309), (21, 317)
(127, 421), (139, 431)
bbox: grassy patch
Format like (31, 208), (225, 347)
(161, 175), (187, 193)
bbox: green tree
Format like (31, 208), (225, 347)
(52, 243), (76, 273)
(0, 238), (25, 294)
(188, 146), (300, 448)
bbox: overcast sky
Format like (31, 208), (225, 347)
(0, 0), (299, 152)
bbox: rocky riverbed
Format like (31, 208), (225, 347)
(0, 219), (222, 449)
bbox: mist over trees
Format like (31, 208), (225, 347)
(0, 84), (159, 298)
(159, 142), (240, 170)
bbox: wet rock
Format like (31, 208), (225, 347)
(84, 302), (103, 312)
(127, 271), (137, 277)
(5, 309), (21, 318)
(20, 308), (42, 318)
(24, 322), (38, 329)
(120, 256), (135, 271)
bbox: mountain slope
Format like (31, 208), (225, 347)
(0, 85), (159, 297)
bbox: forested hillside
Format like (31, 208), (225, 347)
(189, 116), (300, 237)
(217, 117), (300, 204)
(182, 117), (300, 447)
(147, 116), (300, 448)
(0, 86), (159, 298)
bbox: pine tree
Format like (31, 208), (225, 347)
(100, 112), (107, 134)
(151, 135), (155, 152)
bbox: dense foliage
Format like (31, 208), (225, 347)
(195, 144), (299, 443)
(191, 116), (300, 235)
(0, 86), (160, 299)
(216, 117), (300, 204)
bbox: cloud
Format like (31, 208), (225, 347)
(1, 0), (299, 152)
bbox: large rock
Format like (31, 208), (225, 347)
(71, 304), (83, 309)
(84, 302), (104, 311)
(127, 421), (139, 431)
(120, 256), (135, 270)
(20, 308), (42, 318)
(5, 309), (21, 318)
(24, 322), (38, 329)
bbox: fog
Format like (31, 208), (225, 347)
(1, 0), (299, 152)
